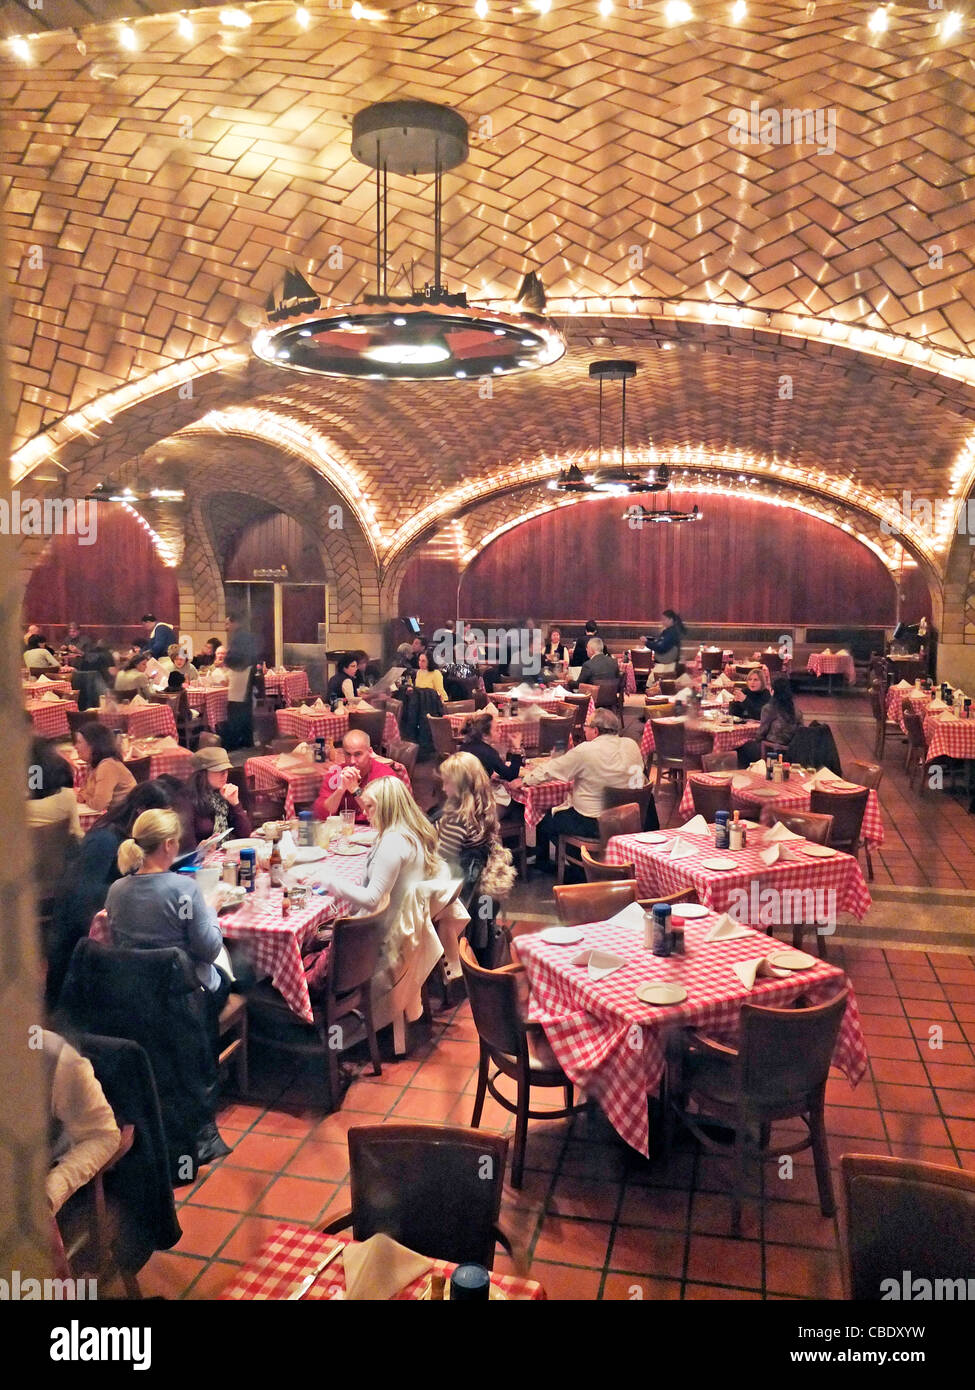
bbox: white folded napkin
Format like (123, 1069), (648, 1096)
(300, 703), (315, 714)
(605, 901), (648, 930)
(34, 673), (54, 685)
(342, 1233), (432, 1302)
(705, 913), (753, 942)
(293, 741), (311, 757)
(674, 688), (693, 703)
(519, 702), (542, 721)
(151, 735), (178, 749)
(549, 685), (569, 698)
(572, 947), (627, 981)
(802, 766), (839, 790)
(928, 699), (947, 712)
(837, 648), (851, 657)
(39, 690), (60, 703)
(712, 673), (733, 688)
(675, 673), (694, 689)
(669, 837), (696, 859)
(313, 697), (326, 709)
(129, 693), (148, 706)
(763, 820), (803, 841)
(760, 843), (790, 864)
(356, 701), (378, 712)
(822, 648), (833, 656)
(513, 683), (535, 697)
(732, 957), (781, 989)
(679, 815), (710, 836)
(482, 701), (500, 717)
(748, 759), (767, 775)
(894, 679), (912, 691)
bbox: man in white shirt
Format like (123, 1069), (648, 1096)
(520, 708), (653, 870)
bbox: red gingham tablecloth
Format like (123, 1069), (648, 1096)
(886, 686), (932, 731)
(27, 700), (76, 738)
(185, 684), (228, 730)
(605, 825), (872, 921)
(493, 691), (566, 714)
(94, 702), (178, 739)
(677, 770), (884, 848)
(246, 754), (411, 818)
(276, 708), (400, 748)
(510, 777), (574, 830)
(446, 711), (542, 753)
(219, 1225), (546, 1301)
(219, 859), (368, 1023)
(807, 653), (856, 684)
(23, 679), (74, 700)
(64, 739), (195, 795)
(923, 711), (975, 763)
(264, 669), (311, 702)
(616, 659), (637, 695)
(517, 911), (867, 1156)
(641, 716), (760, 761)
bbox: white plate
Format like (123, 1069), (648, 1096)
(329, 841), (369, 857)
(348, 828), (378, 846)
(796, 843), (837, 858)
(635, 982), (687, 1006)
(292, 846), (328, 863)
(540, 926), (584, 946)
(768, 949), (818, 971)
(706, 772), (734, 783)
(744, 786), (780, 798)
(223, 839), (264, 853)
(634, 832), (668, 844)
(668, 902), (709, 919)
(701, 857), (738, 871)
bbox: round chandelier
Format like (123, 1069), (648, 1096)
(253, 100), (565, 382)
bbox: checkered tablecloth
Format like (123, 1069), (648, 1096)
(807, 653), (856, 684)
(641, 716), (760, 761)
(677, 771), (885, 848)
(246, 754), (411, 818)
(923, 711), (975, 763)
(23, 679), (74, 700)
(64, 739), (194, 795)
(27, 699), (76, 738)
(446, 712), (542, 753)
(616, 659), (637, 695)
(605, 825), (872, 920)
(94, 702), (178, 739)
(264, 669), (311, 702)
(886, 686), (932, 731)
(185, 684), (228, 730)
(510, 777), (574, 830)
(493, 692), (566, 714)
(219, 862), (368, 1023)
(517, 911), (867, 1156)
(276, 708), (400, 748)
(219, 1225), (546, 1301)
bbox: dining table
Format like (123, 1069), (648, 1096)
(616, 658), (637, 695)
(446, 710), (543, 753)
(23, 677), (75, 701)
(492, 690), (567, 715)
(923, 708), (975, 765)
(275, 706), (400, 747)
(640, 713), (761, 762)
(807, 651), (856, 687)
(604, 823), (872, 921)
(264, 668), (311, 703)
(676, 769), (885, 847)
(246, 751), (411, 819)
(27, 697), (78, 739)
(93, 701), (179, 740)
(184, 682), (228, 730)
(61, 737), (195, 830)
(219, 1225), (546, 1301)
(885, 684), (933, 731)
(516, 906), (867, 1156)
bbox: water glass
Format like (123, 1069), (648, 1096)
(341, 809), (356, 838)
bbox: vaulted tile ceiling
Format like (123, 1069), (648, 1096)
(3, 0), (975, 580)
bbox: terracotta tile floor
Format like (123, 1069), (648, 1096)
(139, 693), (975, 1301)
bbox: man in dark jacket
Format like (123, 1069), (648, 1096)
(570, 620), (600, 667)
(578, 638), (619, 686)
(141, 613), (175, 659)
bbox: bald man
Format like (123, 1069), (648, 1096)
(312, 729), (400, 823)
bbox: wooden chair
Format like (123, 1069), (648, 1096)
(580, 845), (633, 881)
(768, 808), (834, 844)
(577, 682), (599, 703)
(763, 652), (784, 674)
(268, 736), (300, 755)
(386, 739), (419, 782)
(323, 1123), (515, 1270)
(643, 700), (676, 719)
(649, 719), (700, 812)
(702, 750), (738, 772)
(459, 939), (583, 1188)
(427, 714), (459, 766)
(442, 699), (476, 716)
(492, 681), (516, 693)
(658, 679), (678, 695)
(500, 816), (529, 882)
(244, 772), (286, 828)
(870, 681), (901, 759)
(672, 989), (849, 1233)
(841, 1154), (975, 1301)
(594, 678), (621, 711)
(347, 707), (385, 753)
(126, 756), (153, 784)
(902, 710), (928, 792)
(554, 879), (699, 924)
(688, 774), (732, 821)
(560, 693), (591, 739)
(385, 696), (403, 731)
(247, 897), (388, 1109)
(67, 708), (90, 736)
(810, 785), (871, 878)
(56, 1124), (139, 1298)
(537, 714), (575, 754)
(700, 649), (724, 673)
(217, 994), (249, 1094)
(554, 785), (655, 883)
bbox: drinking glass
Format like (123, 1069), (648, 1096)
(341, 808), (356, 838)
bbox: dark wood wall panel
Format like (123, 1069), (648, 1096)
(398, 495), (924, 627)
(224, 512), (326, 582)
(24, 503), (179, 629)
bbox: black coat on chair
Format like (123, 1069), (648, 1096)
(56, 940), (228, 1184)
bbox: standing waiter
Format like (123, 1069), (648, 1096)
(141, 612), (175, 659)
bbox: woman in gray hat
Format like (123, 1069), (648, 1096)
(189, 746), (252, 842)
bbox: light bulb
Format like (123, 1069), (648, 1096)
(475, 0), (488, 15)
(296, 5), (311, 26)
(11, 36), (31, 61)
(598, 0), (612, 13)
(119, 23), (138, 51)
(178, 13), (194, 38)
(867, 6), (887, 32)
(941, 10), (962, 36)
(220, 8), (252, 27)
(731, 0), (746, 17)
(665, 0), (693, 20)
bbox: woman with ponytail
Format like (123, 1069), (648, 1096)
(104, 809), (228, 1006)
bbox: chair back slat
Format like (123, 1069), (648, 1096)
(459, 938), (525, 1058)
(553, 880), (639, 925)
(768, 809), (834, 844)
(809, 786), (868, 847)
(688, 774), (732, 821)
(597, 802), (642, 847)
(328, 901), (388, 998)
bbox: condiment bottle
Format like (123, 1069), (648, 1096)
(670, 922), (685, 955)
(238, 848), (256, 892)
(450, 1264), (490, 1302)
(729, 812), (744, 851)
(269, 840), (283, 888)
(714, 810), (730, 850)
(652, 903), (672, 957)
(221, 853), (240, 887)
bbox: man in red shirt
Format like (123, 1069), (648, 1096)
(312, 728), (400, 824)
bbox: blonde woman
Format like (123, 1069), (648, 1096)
(104, 808), (228, 1003)
(435, 751), (516, 924)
